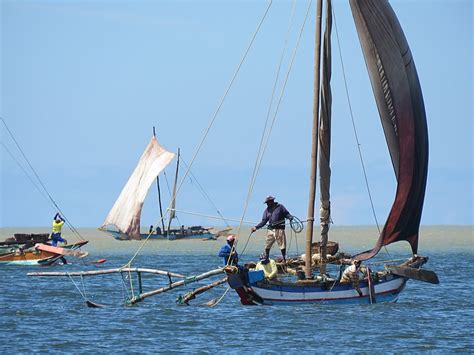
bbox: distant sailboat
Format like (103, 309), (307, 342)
(99, 130), (215, 241)
(225, 0), (438, 305)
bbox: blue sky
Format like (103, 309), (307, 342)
(1, 0), (472, 228)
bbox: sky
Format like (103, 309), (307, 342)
(1, 0), (472, 229)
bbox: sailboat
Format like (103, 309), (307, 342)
(99, 129), (216, 241)
(225, 0), (438, 305)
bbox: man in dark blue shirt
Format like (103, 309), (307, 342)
(218, 235), (239, 266)
(251, 196), (293, 262)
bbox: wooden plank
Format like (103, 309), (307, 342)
(386, 264), (439, 284)
(35, 243), (88, 258)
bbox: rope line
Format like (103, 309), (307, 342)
(179, 156), (231, 227)
(67, 273), (88, 301)
(332, 7), (392, 259)
(1, 117), (85, 241)
(208, 286), (230, 308)
(332, 8), (380, 232)
(125, 0), (274, 267)
(233, 0), (312, 261)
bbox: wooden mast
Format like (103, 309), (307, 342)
(153, 126), (166, 235)
(167, 147), (180, 234)
(304, 0), (323, 279)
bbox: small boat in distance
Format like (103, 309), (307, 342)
(99, 129), (216, 241)
(0, 233), (88, 265)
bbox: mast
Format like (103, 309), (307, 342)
(318, 0), (332, 275)
(304, 0), (324, 279)
(167, 148), (180, 234)
(153, 127), (166, 235)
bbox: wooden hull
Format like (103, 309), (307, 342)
(0, 248), (59, 265)
(0, 241), (89, 266)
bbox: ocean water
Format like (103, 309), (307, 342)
(0, 226), (472, 353)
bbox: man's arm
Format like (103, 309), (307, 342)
(218, 245), (230, 258)
(281, 205), (293, 220)
(252, 210), (269, 231)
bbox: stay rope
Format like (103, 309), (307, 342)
(232, 0), (312, 261)
(332, 6), (391, 259)
(179, 156), (231, 227)
(1, 117), (85, 241)
(124, 1), (274, 268)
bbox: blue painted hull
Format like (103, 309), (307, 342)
(226, 267), (411, 305)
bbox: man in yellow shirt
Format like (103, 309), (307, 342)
(51, 213), (67, 247)
(255, 253), (278, 280)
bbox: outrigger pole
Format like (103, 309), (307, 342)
(28, 267), (225, 306)
(305, 0), (323, 279)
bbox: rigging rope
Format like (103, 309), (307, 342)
(125, 0), (274, 268)
(179, 156), (231, 227)
(233, 0), (312, 261)
(332, 6), (392, 259)
(332, 9), (380, 233)
(1, 141), (53, 207)
(0, 117), (85, 241)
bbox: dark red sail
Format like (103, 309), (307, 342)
(350, 0), (429, 260)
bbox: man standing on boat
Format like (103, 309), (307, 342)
(51, 213), (67, 247)
(251, 196), (293, 263)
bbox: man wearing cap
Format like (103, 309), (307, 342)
(255, 253), (278, 280)
(218, 235), (239, 266)
(251, 196), (293, 262)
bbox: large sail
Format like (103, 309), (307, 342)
(101, 136), (175, 240)
(350, 0), (429, 260)
(319, 0), (332, 260)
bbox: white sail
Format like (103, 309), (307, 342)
(101, 136), (175, 240)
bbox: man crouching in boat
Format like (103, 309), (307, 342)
(255, 253), (278, 280)
(51, 213), (67, 247)
(340, 259), (365, 296)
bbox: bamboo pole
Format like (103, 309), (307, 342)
(129, 267), (224, 304)
(27, 267), (185, 279)
(180, 277), (228, 305)
(305, 0), (323, 279)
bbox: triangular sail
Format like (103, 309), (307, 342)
(101, 136), (175, 240)
(350, 0), (429, 260)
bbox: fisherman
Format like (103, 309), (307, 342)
(251, 196), (293, 263)
(255, 253), (278, 280)
(51, 213), (67, 247)
(340, 259), (365, 296)
(218, 235), (239, 266)
(149, 225), (154, 234)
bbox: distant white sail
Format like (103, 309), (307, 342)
(101, 136), (175, 240)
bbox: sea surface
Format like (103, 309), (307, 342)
(0, 226), (472, 353)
